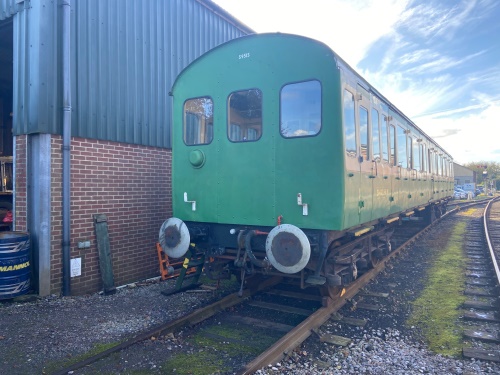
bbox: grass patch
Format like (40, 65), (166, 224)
(458, 208), (478, 217)
(191, 324), (279, 356)
(42, 341), (120, 374)
(162, 351), (227, 375)
(407, 221), (467, 356)
(162, 322), (280, 374)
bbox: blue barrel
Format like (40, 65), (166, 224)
(0, 231), (31, 299)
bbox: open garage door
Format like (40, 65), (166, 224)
(0, 19), (14, 226)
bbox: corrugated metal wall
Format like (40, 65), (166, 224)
(0, 0), (25, 20)
(3, 0), (251, 148)
(9, 0), (59, 138)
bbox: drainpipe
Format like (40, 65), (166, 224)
(61, 0), (72, 296)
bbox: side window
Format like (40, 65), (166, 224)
(413, 137), (420, 171)
(228, 89), (262, 142)
(381, 116), (389, 162)
(359, 106), (369, 161)
(343, 90), (356, 156)
(407, 136), (413, 169)
(428, 150), (433, 174)
(397, 125), (407, 168)
(280, 80), (321, 138)
(371, 109), (380, 161)
(421, 144), (426, 172)
(389, 125), (396, 166)
(426, 146), (430, 172)
(184, 97), (214, 145)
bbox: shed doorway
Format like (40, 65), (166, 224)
(0, 18), (13, 227)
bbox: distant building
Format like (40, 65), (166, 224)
(453, 163), (476, 191)
(0, 0), (253, 296)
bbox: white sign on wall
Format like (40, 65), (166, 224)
(71, 257), (82, 277)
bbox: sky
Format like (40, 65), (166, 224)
(212, 0), (500, 165)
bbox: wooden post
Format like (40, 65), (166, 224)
(93, 214), (116, 294)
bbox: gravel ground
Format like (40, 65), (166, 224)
(256, 330), (499, 375)
(1, 212), (500, 375)
(0, 277), (240, 375)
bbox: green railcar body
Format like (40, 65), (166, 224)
(171, 33), (453, 232)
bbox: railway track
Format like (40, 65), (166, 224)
(461, 197), (500, 362)
(51, 212), (437, 374)
(51, 199), (499, 374)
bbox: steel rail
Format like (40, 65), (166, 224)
(483, 196), (500, 288)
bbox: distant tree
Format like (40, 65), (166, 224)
(464, 161), (500, 189)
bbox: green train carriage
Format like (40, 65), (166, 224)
(160, 33), (453, 296)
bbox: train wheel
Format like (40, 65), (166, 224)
(386, 240), (392, 253)
(370, 255), (381, 268)
(321, 273), (345, 301)
(238, 273), (265, 292)
(321, 285), (345, 300)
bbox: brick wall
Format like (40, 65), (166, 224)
(14, 135), (28, 231)
(38, 135), (171, 295)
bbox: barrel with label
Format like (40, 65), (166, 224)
(0, 231), (31, 299)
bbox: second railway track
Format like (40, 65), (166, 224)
(461, 197), (500, 362)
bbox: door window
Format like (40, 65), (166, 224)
(389, 125), (396, 166)
(413, 138), (420, 171)
(397, 125), (407, 168)
(372, 109), (380, 161)
(228, 89), (263, 142)
(359, 106), (369, 161)
(381, 117), (389, 162)
(343, 90), (356, 156)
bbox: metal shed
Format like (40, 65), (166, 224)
(2, 0), (252, 146)
(0, 0), (253, 296)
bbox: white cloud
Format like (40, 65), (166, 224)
(214, 0), (409, 66)
(418, 101), (500, 163)
(400, 0), (479, 41)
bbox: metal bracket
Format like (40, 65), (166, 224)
(297, 193), (308, 216)
(184, 192), (196, 211)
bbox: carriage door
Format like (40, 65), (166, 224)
(343, 87), (361, 228)
(357, 85), (373, 223)
(371, 103), (389, 219)
(216, 87), (275, 225)
(428, 149), (433, 200)
(396, 124), (410, 211)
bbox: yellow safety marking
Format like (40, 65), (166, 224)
(183, 258), (190, 269)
